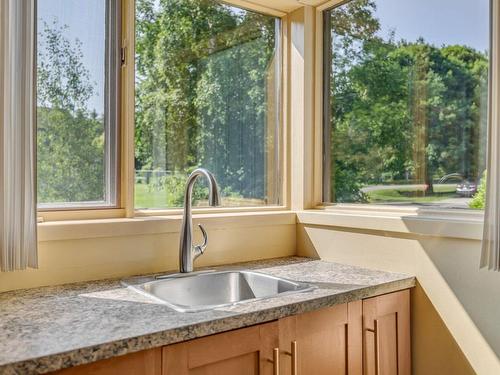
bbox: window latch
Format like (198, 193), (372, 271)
(121, 46), (126, 66)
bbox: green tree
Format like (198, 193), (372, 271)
(37, 21), (105, 204)
(328, 1), (488, 203)
(135, 0), (277, 204)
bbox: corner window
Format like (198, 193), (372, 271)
(323, 0), (490, 209)
(135, 0), (281, 209)
(36, 0), (119, 209)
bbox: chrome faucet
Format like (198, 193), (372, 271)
(179, 168), (220, 273)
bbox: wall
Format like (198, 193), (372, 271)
(0, 213), (296, 292)
(297, 221), (500, 375)
(2, 207), (499, 375)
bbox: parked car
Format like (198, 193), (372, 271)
(456, 180), (477, 197)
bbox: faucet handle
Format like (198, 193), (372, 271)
(193, 224), (208, 260)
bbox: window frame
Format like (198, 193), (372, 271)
(36, 0), (121, 212)
(37, 0), (288, 222)
(34, 0), (495, 243)
(318, 0), (493, 213)
(133, 7), (285, 213)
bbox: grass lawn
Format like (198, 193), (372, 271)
(135, 183), (179, 209)
(135, 183), (266, 209)
(136, 182), (461, 208)
(366, 185), (457, 204)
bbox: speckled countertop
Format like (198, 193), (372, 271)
(0, 257), (415, 374)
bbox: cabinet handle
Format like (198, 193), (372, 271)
(290, 341), (298, 375)
(366, 319), (380, 375)
(273, 347), (280, 375)
(284, 340), (298, 375)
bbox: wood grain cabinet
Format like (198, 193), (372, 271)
(162, 321), (279, 375)
(363, 289), (411, 375)
(51, 290), (410, 375)
(52, 348), (162, 375)
(279, 301), (363, 375)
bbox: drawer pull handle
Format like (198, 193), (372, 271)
(273, 347), (280, 375)
(288, 341), (298, 375)
(366, 319), (380, 375)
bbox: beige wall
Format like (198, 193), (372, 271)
(297, 223), (500, 375)
(412, 282), (475, 375)
(2, 213), (499, 375)
(0, 223), (295, 292)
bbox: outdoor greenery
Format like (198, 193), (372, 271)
(37, 20), (106, 204)
(36, 0), (488, 209)
(134, 0), (278, 208)
(469, 171), (487, 209)
(328, 0), (488, 207)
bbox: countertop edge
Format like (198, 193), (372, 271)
(1, 276), (415, 374)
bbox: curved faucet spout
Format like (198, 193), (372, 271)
(179, 168), (221, 273)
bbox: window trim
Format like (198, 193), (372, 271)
(38, 0), (288, 223)
(34, 0), (491, 239)
(130, 1), (287, 213)
(36, 0), (121, 212)
(297, 208), (484, 241)
(105, 0), (121, 208)
(317, 0), (492, 213)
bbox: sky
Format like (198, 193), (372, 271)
(37, 0), (105, 114)
(374, 0), (490, 52)
(37, 0), (491, 115)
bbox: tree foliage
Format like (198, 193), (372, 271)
(37, 21), (105, 204)
(36, 0), (488, 209)
(329, 1), (488, 203)
(135, 0), (277, 204)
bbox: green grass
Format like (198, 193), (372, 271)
(134, 183), (266, 209)
(366, 186), (457, 204)
(135, 183), (179, 209)
(136, 182), (460, 208)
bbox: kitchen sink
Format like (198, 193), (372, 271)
(123, 270), (315, 312)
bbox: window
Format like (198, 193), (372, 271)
(135, 0), (281, 209)
(36, 0), (119, 209)
(323, 0), (490, 209)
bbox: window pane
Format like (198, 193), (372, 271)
(135, 0), (281, 209)
(324, 0), (489, 209)
(37, 0), (118, 208)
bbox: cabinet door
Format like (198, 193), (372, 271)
(363, 289), (410, 375)
(279, 302), (363, 375)
(162, 321), (279, 375)
(52, 348), (162, 375)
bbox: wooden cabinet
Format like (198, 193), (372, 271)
(279, 301), (363, 375)
(363, 289), (411, 375)
(52, 348), (162, 375)
(162, 321), (279, 375)
(50, 290), (411, 375)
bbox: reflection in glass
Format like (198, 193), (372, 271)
(37, 0), (113, 207)
(134, 0), (281, 209)
(324, 0), (489, 209)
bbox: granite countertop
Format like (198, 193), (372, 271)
(0, 257), (415, 374)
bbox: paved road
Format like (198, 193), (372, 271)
(360, 184), (472, 208)
(432, 197), (472, 209)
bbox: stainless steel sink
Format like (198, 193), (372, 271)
(124, 270), (315, 312)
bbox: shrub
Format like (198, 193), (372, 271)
(469, 171), (487, 209)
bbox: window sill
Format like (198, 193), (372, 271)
(37, 211), (296, 242)
(297, 206), (484, 240)
(38, 205), (484, 242)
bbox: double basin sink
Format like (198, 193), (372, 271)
(124, 270), (315, 313)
